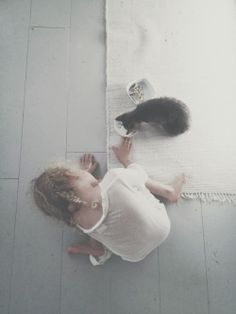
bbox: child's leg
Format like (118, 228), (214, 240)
(145, 174), (186, 202)
(67, 237), (105, 256)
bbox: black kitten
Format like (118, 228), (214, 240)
(115, 97), (190, 136)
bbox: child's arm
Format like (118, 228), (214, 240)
(112, 137), (148, 184)
(112, 138), (186, 202)
(112, 137), (134, 167)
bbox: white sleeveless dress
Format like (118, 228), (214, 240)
(76, 163), (171, 265)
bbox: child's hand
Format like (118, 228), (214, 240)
(79, 154), (98, 174)
(112, 137), (134, 167)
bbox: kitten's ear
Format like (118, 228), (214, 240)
(115, 112), (127, 121)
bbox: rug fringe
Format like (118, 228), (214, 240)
(181, 192), (236, 204)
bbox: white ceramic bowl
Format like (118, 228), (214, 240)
(114, 119), (137, 138)
(126, 78), (156, 105)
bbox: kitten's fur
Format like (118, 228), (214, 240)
(115, 97), (190, 136)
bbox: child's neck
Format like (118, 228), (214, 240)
(74, 202), (103, 230)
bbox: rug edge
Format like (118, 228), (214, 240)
(182, 192), (236, 204)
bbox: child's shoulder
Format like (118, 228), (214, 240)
(100, 167), (126, 188)
(105, 167), (126, 178)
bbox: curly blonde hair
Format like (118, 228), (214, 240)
(32, 165), (86, 227)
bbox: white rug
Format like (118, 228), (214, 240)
(106, 0), (236, 202)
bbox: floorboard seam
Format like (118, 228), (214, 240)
(8, 1), (33, 313)
(30, 26), (69, 29)
(65, 0), (72, 155)
(60, 0), (72, 312)
(59, 226), (65, 314)
(7, 181), (19, 314)
(157, 249), (162, 314)
(200, 200), (210, 314)
(17, 1), (33, 179)
(108, 267), (112, 314)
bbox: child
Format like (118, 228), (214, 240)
(32, 138), (186, 266)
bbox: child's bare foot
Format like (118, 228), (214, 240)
(67, 243), (105, 257)
(167, 174), (187, 203)
(79, 154), (98, 174)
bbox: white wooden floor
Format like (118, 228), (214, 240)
(0, 1), (236, 314)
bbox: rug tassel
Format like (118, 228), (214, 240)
(181, 192), (236, 204)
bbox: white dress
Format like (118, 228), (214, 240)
(76, 163), (171, 265)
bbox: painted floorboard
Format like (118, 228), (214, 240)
(159, 199), (208, 314)
(0, 180), (18, 314)
(31, 0), (71, 28)
(110, 251), (160, 314)
(0, 0), (31, 178)
(1, 1), (236, 314)
(60, 152), (110, 314)
(67, 0), (106, 152)
(61, 225), (110, 314)
(202, 201), (236, 314)
(9, 28), (68, 314)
